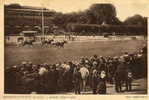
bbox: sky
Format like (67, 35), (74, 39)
(3, 0), (148, 21)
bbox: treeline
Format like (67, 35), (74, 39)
(5, 3), (147, 35)
(52, 4), (147, 35)
(66, 24), (147, 36)
(52, 4), (121, 30)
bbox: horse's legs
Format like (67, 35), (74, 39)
(62, 44), (64, 48)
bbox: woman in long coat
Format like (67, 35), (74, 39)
(92, 69), (99, 94)
(97, 71), (107, 94)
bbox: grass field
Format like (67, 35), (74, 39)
(5, 39), (146, 67)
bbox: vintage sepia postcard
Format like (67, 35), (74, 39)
(0, 0), (148, 100)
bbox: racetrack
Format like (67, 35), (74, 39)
(5, 39), (146, 67)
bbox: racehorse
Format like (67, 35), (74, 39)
(58, 41), (67, 48)
(51, 40), (67, 48)
(41, 39), (54, 46)
(22, 40), (34, 47)
(79, 66), (89, 92)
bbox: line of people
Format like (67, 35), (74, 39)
(5, 46), (147, 94)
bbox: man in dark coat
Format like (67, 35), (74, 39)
(114, 57), (127, 92)
(50, 65), (59, 93)
(125, 70), (133, 91)
(97, 71), (107, 94)
(5, 66), (22, 94)
(92, 69), (98, 94)
(125, 61), (133, 91)
(73, 67), (82, 94)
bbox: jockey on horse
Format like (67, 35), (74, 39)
(22, 39), (34, 47)
(51, 40), (67, 48)
(41, 37), (54, 46)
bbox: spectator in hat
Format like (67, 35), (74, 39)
(73, 67), (82, 94)
(97, 71), (107, 94)
(92, 68), (99, 94)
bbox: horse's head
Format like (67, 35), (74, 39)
(63, 40), (67, 44)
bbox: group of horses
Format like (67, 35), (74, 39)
(17, 39), (67, 48)
(41, 39), (67, 48)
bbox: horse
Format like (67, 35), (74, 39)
(59, 40), (67, 48)
(41, 39), (54, 47)
(22, 40), (34, 47)
(51, 40), (67, 48)
(79, 66), (89, 92)
(51, 41), (59, 47)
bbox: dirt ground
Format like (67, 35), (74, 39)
(5, 39), (146, 67)
(59, 78), (147, 95)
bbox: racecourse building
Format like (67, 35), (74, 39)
(4, 4), (55, 35)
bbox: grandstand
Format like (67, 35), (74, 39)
(4, 4), (55, 35)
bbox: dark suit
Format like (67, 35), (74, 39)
(114, 62), (127, 92)
(73, 71), (82, 94)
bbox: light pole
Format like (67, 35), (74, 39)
(41, 5), (44, 38)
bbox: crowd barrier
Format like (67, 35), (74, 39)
(5, 35), (145, 44)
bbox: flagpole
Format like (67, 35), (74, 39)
(42, 5), (44, 37)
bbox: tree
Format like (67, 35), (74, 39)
(87, 4), (117, 24)
(123, 14), (147, 35)
(52, 12), (65, 28)
(123, 14), (146, 26)
(6, 3), (21, 9)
